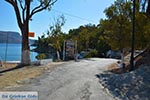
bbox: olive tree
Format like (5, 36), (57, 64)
(5, 0), (57, 65)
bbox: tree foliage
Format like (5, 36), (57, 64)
(101, 0), (150, 51)
(47, 15), (66, 60)
(35, 0), (150, 59)
(139, 0), (150, 17)
(101, 0), (132, 50)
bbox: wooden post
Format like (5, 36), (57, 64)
(63, 40), (66, 61)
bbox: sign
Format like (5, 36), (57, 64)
(66, 40), (75, 58)
(63, 40), (77, 60)
(28, 32), (35, 37)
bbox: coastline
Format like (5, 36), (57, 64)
(0, 43), (38, 62)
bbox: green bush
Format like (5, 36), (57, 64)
(36, 53), (47, 60)
(84, 49), (98, 58)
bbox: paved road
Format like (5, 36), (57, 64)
(10, 58), (117, 100)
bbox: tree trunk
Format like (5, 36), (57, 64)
(56, 50), (60, 61)
(146, 0), (150, 17)
(121, 48), (124, 63)
(21, 24), (31, 65)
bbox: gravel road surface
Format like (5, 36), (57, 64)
(9, 58), (117, 100)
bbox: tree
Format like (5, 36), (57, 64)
(47, 15), (65, 61)
(134, 12), (149, 49)
(102, 0), (132, 51)
(139, 0), (150, 17)
(35, 34), (50, 53)
(68, 24), (99, 52)
(145, 0), (150, 16)
(100, 0), (150, 57)
(5, 0), (57, 65)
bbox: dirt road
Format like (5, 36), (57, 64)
(8, 58), (117, 100)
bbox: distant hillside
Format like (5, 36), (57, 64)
(0, 31), (35, 44)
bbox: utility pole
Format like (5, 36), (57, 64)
(130, 0), (136, 71)
(5, 32), (9, 62)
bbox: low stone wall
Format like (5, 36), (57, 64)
(31, 59), (53, 65)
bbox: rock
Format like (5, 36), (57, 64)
(97, 65), (150, 100)
(0, 73), (3, 76)
(16, 80), (24, 84)
(16, 79), (31, 84)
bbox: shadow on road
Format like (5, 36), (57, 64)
(0, 65), (24, 74)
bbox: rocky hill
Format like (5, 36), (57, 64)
(0, 31), (35, 44)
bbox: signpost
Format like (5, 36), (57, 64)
(63, 40), (77, 61)
(28, 32), (35, 37)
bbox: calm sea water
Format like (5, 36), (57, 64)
(0, 43), (38, 61)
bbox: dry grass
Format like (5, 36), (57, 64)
(0, 63), (17, 70)
(107, 63), (119, 71)
(0, 62), (64, 90)
(107, 51), (150, 74)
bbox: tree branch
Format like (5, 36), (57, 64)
(146, 0), (150, 16)
(25, 0), (31, 23)
(18, 0), (26, 22)
(5, 0), (13, 5)
(31, 2), (43, 14)
(141, 0), (147, 12)
(18, 0), (24, 9)
(5, 0), (23, 28)
(30, 0), (57, 18)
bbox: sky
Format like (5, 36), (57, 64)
(0, 0), (114, 39)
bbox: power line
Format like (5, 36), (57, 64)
(51, 9), (97, 23)
(32, 2), (97, 23)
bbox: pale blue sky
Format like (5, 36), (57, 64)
(0, 0), (114, 39)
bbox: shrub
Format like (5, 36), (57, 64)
(84, 49), (98, 58)
(36, 53), (47, 60)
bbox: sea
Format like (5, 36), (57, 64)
(0, 43), (38, 62)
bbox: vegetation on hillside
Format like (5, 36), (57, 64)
(35, 0), (150, 60)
